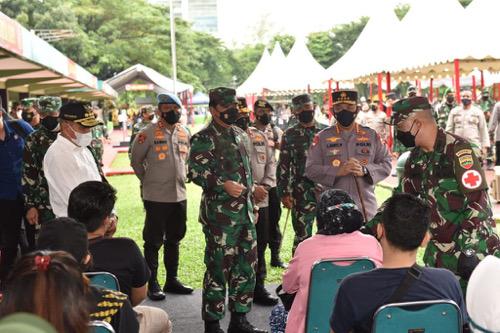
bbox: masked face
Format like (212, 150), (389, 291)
(370, 105), (377, 111)
(159, 104), (180, 125)
(446, 95), (455, 104)
(216, 104), (239, 125)
(396, 119), (419, 148)
(256, 112), (271, 126)
(333, 104), (358, 127)
(235, 116), (250, 131)
(462, 98), (472, 107)
(482, 95), (489, 101)
(41, 115), (60, 132)
(69, 125), (92, 147)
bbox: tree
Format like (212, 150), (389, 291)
(394, 3), (411, 20)
(268, 34), (295, 56)
(232, 43), (266, 86)
(459, 0), (473, 8)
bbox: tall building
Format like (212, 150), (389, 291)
(157, 0), (219, 35)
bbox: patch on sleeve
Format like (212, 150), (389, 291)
(137, 133), (147, 144)
(454, 142), (487, 193)
(312, 134), (319, 146)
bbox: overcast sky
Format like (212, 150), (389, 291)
(217, 0), (419, 47)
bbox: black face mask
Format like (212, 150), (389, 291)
(161, 110), (180, 125)
(446, 96), (455, 104)
(370, 105), (377, 111)
(298, 110), (314, 124)
(396, 121), (419, 148)
(462, 99), (472, 107)
(235, 116), (250, 131)
(218, 107), (239, 125)
(257, 114), (271, 126)
(41, 116), (59, 132)
(482, 96), (489, 101)
(334, 110), (357, 127)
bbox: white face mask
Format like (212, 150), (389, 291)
(69, 125), (92, 147)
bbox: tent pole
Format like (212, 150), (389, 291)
(386, 72), (391, 93)
(327, 79), (333, 112)
(369, 80), (373, 101)
(377, 73), (383, 110)
(472, 75), (477, 102)
(335, 81), (339, 92)
(454, 59), (461, 104)
(480, 70), (485, 89)
(169, 0), (177, 94)
(430, 78), (434, 102)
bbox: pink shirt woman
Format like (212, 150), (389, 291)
(281, 190), (383, 333)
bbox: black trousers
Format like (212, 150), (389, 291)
(143, 200), (187, 282)
(0, 197), (23, 281)
(268, 187), (282, 253)
(496, 141), (500, 166)
(256, 206), (269, 286)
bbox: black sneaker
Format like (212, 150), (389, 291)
(227, 313), (267, 333)
(254, 286), (279, 306)
(163, 277), (194, 294)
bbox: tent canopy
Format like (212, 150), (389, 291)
(105, 64), (193, 94)
(0, 12), (117, 101)
(237, 48), (272, 96)
(191, 91), (209, 105)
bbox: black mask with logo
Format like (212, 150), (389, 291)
(235, 116), (250, 131)
(41, 116), (60, 132)
(218, 107), (239, 125)
(161, 110), (180, 125)
(298, 110), (314, 124)
(257, 114), (271, 126)
(334, 110), (357, 127)
(396, 121), (419, 148)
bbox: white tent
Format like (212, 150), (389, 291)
(326, 3), (400, 82)
(237, 48), (272, 95)
(270, 38), (327, 93)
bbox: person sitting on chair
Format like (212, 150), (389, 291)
(330, 193), (468, 333)
(275, 189), (383, 333)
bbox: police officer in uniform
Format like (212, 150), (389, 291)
(188, 87), (266, 333)
(305, 90), (392, 221)
(235, 98), (278, 306)
(253, 99), (285, 268)
(130, 93), (193, 301)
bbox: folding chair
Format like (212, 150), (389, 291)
(89, 320), (115, 333)
(85, 272), (120, 291)
(372, 300), (462, 333)
(305, 257), (376, 333)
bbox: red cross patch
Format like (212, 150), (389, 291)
(461, 170), (482, 190)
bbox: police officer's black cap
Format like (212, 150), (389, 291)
(237, 97), (247, 108)
(291, 94), (312, 108)
(254, 99), (273, 111)
(209, 87), (237, 106)
(332, 90), (358, 105)
(59, 102), (102, 128)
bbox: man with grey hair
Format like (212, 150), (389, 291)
(446, 90), (489, 158)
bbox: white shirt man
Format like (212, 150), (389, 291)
(44, 102), (102, 217)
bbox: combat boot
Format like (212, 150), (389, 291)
(147, 279), (166, 301)
(163, 242), (193, 294)
(227, 312), (268, 333)
(254, 284), (278, 306)
(270, 251), (287, 269)
(205, 320), (224, 333)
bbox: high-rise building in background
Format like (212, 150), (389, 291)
(157, 0), (219, 35)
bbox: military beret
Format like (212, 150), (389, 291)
(21, 97), (39, 109)
(59, 102), (102, 128)
(38, 96), (62, 114)
(237, 97), (250, 114)
(390, 96), (432, 125)
(291, 94), (312, 108)
(157, 93), (182, 107)
(444, 88), (454, 95)
(254, 99), (273, 111)
(332, 90), (358, 105)
(209, 87), (237, 106)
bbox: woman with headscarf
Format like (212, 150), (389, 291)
(467, 255), (500, 333)
(275, 189), (383, 333)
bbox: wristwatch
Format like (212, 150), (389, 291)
(362, 166), (368, 176)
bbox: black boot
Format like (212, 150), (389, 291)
(205, 320), (224, 333)
(254, 283), (278, 306)
(227, 312), (267, 333)
(270, 250), (287, 269)
(163, 242), (193, 294)
(147, 278), (166, 301)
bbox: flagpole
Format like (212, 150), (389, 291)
(169, 0), (177, 94)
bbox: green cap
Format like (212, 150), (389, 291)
(38, 96), (62, 114)
(21, 97), (39, 109)
(389, 96), (431, 125)
(209, 87), (237, 106)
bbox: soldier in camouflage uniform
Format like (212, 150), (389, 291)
(22, 96), (62, 250)
(20, 98), (41, 130)
(188, 87), (266, 333)
(277, 94), (325, 253)
(91, 124), (108, 167)
(367, 96), (500, 293)
(478, 89), (496, 168)
(435, 89), (457, 129)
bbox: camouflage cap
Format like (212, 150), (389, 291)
(141, 105), (155, 114)
(332, 90), (358, 105)
(237, 97), (250, 114)
(389, 96), (432, 125)
(59, 102), (102, 128)
(157, 93), (182, 107)
(38, 96), (62, 114)
(21, 97), (39, 109)
(482, 88), (490, 95)
(254, 99), (273, 111)
(291, 94), (312, 109)
(209, 87), (237, 106)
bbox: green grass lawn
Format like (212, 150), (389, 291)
(109, 173), (421, 289)
(111, 152), (132, 169)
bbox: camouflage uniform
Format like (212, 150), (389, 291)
(435, 102), (456, 129)
(188, 120), (257, 321)
(91, 124), (107, 166)
(277, 122), (324, 251)
(368, 99), (500, 292)
(21, 96), (61, 225)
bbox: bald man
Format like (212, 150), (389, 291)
(367, 96), (500, 293)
